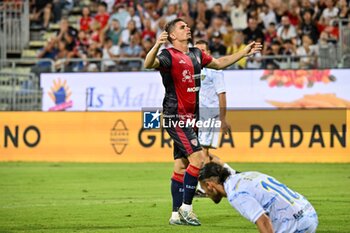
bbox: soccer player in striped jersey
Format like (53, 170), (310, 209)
(144, 18), (262, 226)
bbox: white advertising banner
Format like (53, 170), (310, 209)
(224, 69), (350, 109)
(41, 72), (165, 111)
(41, 69), (350, 111)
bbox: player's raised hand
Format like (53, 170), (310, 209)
(243, 41), (263, 56)
(156, 31), (168, 46)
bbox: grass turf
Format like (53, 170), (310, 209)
(0, 163), (349, 233)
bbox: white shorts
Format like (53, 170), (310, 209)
(198, 121), (220, 148)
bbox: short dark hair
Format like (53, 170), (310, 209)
(198, 162), (230, 184)
(283, 39), (292, 44)
(303, 10), (313, 16)
(195, 40), (209, 50)
(98, 2), (107, 9)
(164, 18), (186, 43)
(105, 37), (112, 43)
(271, 39), (280, 46)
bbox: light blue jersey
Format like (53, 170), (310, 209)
(224, 172), (318, 233)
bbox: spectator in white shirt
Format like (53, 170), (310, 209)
(125, 6), (142, 30)
(320, 0), (339, 25)
(296, 35), (318, 68)
(109, 4), (130, 29)
(119, 19), (139, 47)
(259, 4), (277, 30)
(277, 16), (297, 44)
(102, 37), (120, 70)
(229, 0), (248, 30)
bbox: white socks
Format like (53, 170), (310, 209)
(197, 184), (205, 192)
(171, 211), (179, 219)
(181, 203), (192, 212)
(171, 203), (192, 219)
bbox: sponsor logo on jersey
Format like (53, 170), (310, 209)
(182, 70), (193, 83)
(187, 86), (200, 92)
(191, 139), (198, 146)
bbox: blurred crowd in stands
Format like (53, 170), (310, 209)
(29, 0), (350, 72)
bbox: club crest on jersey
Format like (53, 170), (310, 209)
(182, 70), (193, 83)
(179, 59), (186, 64)
(191, 139), (198, 147)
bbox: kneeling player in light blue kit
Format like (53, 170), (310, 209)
(199, 163), (318, 233)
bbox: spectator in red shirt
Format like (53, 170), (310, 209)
(90, 20), (104, 47)
(264, 22), (277, 50)
(114, 0), (134, 8)
(94, 2), (110, 29)
(141, 18), (156, 42)
(286, 0), (301, 26)
(80, 6), (93, 32)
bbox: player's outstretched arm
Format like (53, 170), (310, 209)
(206, 41), (262, 70)
(144, 31), (168, 69)
(255, 213), (274, 233)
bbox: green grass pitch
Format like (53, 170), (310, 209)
(0, 162), (349, 233)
